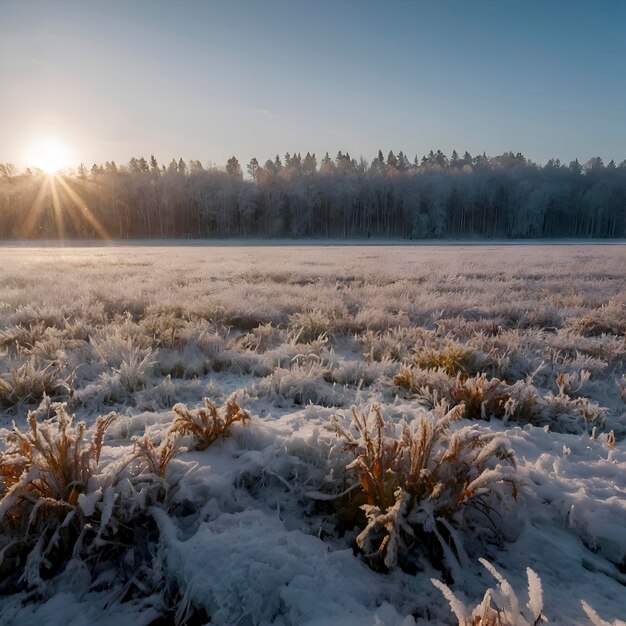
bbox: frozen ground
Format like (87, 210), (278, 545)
(0, 243), (624, 625)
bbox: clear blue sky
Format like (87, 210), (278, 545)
(1, 0), (625, 170)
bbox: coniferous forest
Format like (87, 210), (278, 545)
(0, 149), (624, 240)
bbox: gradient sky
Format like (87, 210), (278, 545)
(1, 0), (625, 171)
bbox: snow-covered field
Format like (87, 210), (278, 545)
(0, 243), (625, 625)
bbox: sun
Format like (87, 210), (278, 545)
(29, 137), (70, 174)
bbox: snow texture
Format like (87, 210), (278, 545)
(0, 243), (624, 625)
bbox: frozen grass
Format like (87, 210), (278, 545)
(432, 558), (545, 626)
(326, 403), (518, 573)
(0, 243), (624, 624)
(172, 395), (250, 450)
(0, 405), (123, 587)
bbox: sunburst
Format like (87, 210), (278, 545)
(28, 137), (70, 174)
(20, 136), (109, 240)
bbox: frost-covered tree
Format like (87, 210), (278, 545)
(226, 157), (242, 180)
(0, 147), (624, 240)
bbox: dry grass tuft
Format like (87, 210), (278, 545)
(236, 322), (283, 353)
(0, 405), (115, 506)
(414, 342), (475, 375)
(393, 366), (416, 392)
(133, 430), (182, 478)
(327, 404), (518, 571)
(0, 323), (50, 355)
(0, 405), (116, 585)
(449, 373), (515, 421)
(0, 359), (72, 408)
(172, 395), (251, 451)
(570, 303), (625, 338)
(288, 310), (334, 343)
(0, 403), (192, 590)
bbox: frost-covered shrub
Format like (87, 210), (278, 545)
(448, 374), (550, 426)
(156, 346), (202, 379)
(21, 331), (73, 363)
(466, 329), (545, 380)
(141, 312), (188, 349)
(569, 302), (626, 337)
(449, 373), (518, 421)
(89, 325), (152, 368)
(10, 305), (68, 332)
(394, 368), (607, 435)
(392, 365), (451, 401)
(115, 347), (156, 393)
(435, 317), (503, 341)
(0, 404), (184, 590)
(234, 322), (284, 353)
(361, 328), (415, 362)
(172, 396), (251, 451)
(0, 405), (116, 586)
(540, 391), (607, 434)
(554, 369), (590, 397)
(326, 404), (518, 572)
(432, 558), (545, 626)
(132, 429), (183, 479)
(413, 342), (477, 376)
(209, 348), (257, 375)
(95, 294), (147, 321)
(75, 347), (156, 407)
(0, 358), (72, 408)
(518, 307), (563, 330)
(0, 322), (49, 355)
(288, 310), (336, 343)
(251, 341), (327, 377)
(328, 357), (399, 388)
(183, 324), (227, 357)
(133, 376), (210, 413)
(250, 362), (348, 408)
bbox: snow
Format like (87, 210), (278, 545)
(153, 507), (415, 626)
(0, 243), (624, 625)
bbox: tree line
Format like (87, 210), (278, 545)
(0, 150), (624, 240)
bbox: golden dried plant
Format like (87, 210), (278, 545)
(0, 405), (116, 509)
(449, 373), (512, 420)
(172, 395), (251, 451)
(328, 404), (518, 570)
(0, 405), (117, 585)
(414, 342), (475, 376)
(132, 430), (181, 478)
(0, 359), (72, 407)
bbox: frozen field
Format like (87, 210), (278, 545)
(0, 243), (625, 625)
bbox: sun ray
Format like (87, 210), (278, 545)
(52, 176), (84, 235)
(19, 177), (51, 238)
(49, 176), (66, 239)
(55, 175), (110, 239)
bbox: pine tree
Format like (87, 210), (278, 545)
(226, 156), (242, 180)
(569, 159), (582, 175)
(247, 157), (260, 182)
